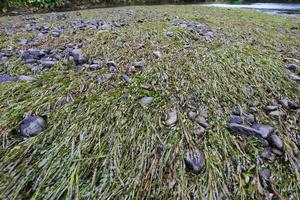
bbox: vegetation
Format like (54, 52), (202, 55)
(0, 5), (299, 199)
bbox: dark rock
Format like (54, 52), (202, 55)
(120, 93), (129, 101)
(28, 49), (43, 57)
(261, 148), (276, 162)
(229, 115), (243, 124)
(268, 133), (283, 149)
(133, 61), (145, 69)
(107, 61), (117, 67)
(285, 64), (297, 73)
(259, 168), (271, 180)
(0, 75), (16, 83)
(195, 116), (209, 128)
(71, 49), (87, 65)
(278, 99), (289, 108)
(187, 111), (197, 120)
(288, 101), (300, 110)
(165, 110), (177, 126)
(229, 123), (271, 139)
(251, 124), (273, 138)
(290, 73), (300, 82)
(123, 75), (133, 83)
(139, 97), (153, 108)
(184, 149), (205, 173)
(20, 116), (46, 137)
(194, 125), (205, 138)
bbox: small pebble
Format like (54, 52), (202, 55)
(195, 116), (209, 128)
(139, 97), (153, 108)
(187, 111), (197, 120)
(268, 133), (283, 149)
(165, 110), (177, 126)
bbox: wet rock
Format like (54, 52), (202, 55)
(153, 51), (162, 59)
(132, 61), (145, 69)
(259, 168), (271, 180)
(165, 110), (177, 126)
(71, 49), (87, 65)
(290, 73), (300, 82)
(41, 60), (56, 68)
(285, 64), (297, 73)
(165, 31), (174, 37)
(229, 115), (243, 124)
(268, 133), (283, 149)
(97, 73), (114, 84)
(139, 97), (153, 108)
(184, 149), (205, 173)
(123, 75), (133, 83)
(251, 124), (273, 138)
(0, 75), (16, 83)
(18, 75), (37, 82)
(187, 111), (197, 120)
(195, 116), (209, 128)
(229, 123), (271, 139)
(20, 116), (46, 137)
(268, 110), (287, 118)
(261, 148), (276, 162)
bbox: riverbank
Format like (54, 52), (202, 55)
(0, 5), (299, 199)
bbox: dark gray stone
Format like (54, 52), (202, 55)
(20, 116), (46, 137)
(71, 49), (87, 65)
(153, 51), (162, 59)
(194, 125), (205, 138)
(261, 148), (276, 162)
(0, 75), (16, 83)
(229, 123), (271, 139)
(259, 168), (271, 180)
(195, 116), (209, 128)
(285, 64), (297, 73)
(133, 61), (145, 69)
(165, 110), (177, 126)
(251, 124), (273, 138)
(232, 107), (241, 115)
(278, 99), (289, 108)
(271, 148), (283, 156)
(139, 97), (153, 108)
(229, 115), (243, 124)
(183, 44), (191, 49)
(52, 30), (62, 37)
(268, 133), (283, 149)
(184, 149), (205, 173)
(88, 64), (101, 70)
(107, 61), (117, 67)
(123, 75), (133, 83)
(245, 114), (255, 124)
(290, 73), (300, 83)
(109, 66), (118, 73)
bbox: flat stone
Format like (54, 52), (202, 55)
(41, 60), (56, 68)
(18, 75), (37, 82)
(139, 97), (153, 108)
(268, 110), (287, 118)
(245, 114), (255, 124)
(259, 168), (271, 180)
(19, 39), (28, 45)
(20, 116), (46, 137)
(261, 148), (276, 162)
(265, 105), (279, 112)
(184, 149), (205, 173)
(251, 124), (273, 138)
(229, 123), (271, 139)
(165, 110), (177, 126)
(271, 148), (283, 156)
(268, 133), (283, 149)
(123, 75), (133, 83)
(0, 75), (16, 83)
(132, 61), (145, 69)
(229, 115), (243, 124)
(88, 64), (101, 70)
(165, 31), (174, 37)
(195, 116), (209, 128)
(52, 30), (62, 37)
(187, 111), (197, 120)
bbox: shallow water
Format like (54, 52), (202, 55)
(194, 3), (300, 18)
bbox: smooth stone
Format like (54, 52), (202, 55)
(41, 60), (56, 68)
(123, 75), (133, 83)
(259, 168), (271, 180)
(195, 116), (209, 128)
(184, 149), (205, 173)
(229, 123), (270, 139)
(18, 75), (37, 82)
(153, 51), (162, 59)
(285, 64), (297, 73)
(165, 110), (177, 126)
(268, 110), (287, 118)
(278, 99), (289, 108)
(194, 125), (205, 138)
(261, 148), (276, 162)
(268, 133), (283, 149)
(276, 47), (284, 52)
(271, 148), (283, 156)
(265, 105), (279, 112)
(183, 44), (191, 49)
(107, 60), (117, 67)
(290, 73), (300, 82)
(52, 30), (61, 37)
(284, 57), (299, 63)
(251, 124), (273, 138)
(20, 116), (46, 137)
(165, 31), (174, 37)
(139, 97), (153, 108)
(71, 49), (87, 65)
(245, 114), (255, 124)
(228, 115), (243, 124)
(133, 61), (145, 69)
(187, 111), (197, 120)
(0, 75), (16, 83)
(97, 73), (114, 84)
(88, 64), (101, 70)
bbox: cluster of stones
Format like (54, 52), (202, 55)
(176, 20), (215, 38)
(283, 57), (300, 83)
(265, 98), (300, 119)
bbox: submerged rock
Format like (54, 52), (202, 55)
(20, 116), (46, 137)
(165, 110), (177, 126)
(139, 97), (153, 108)
(184, 149), (205, 173)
